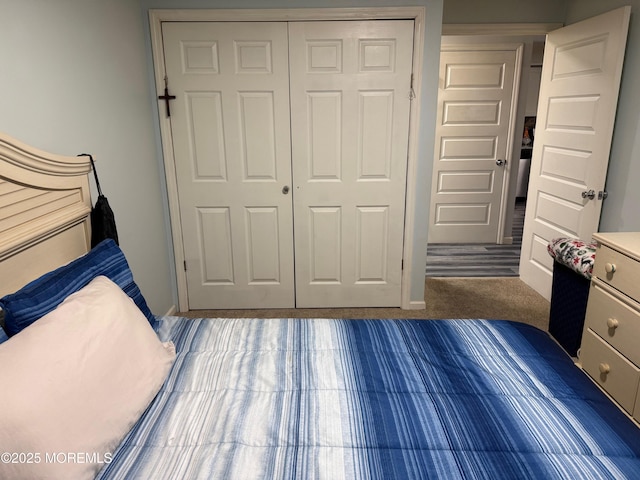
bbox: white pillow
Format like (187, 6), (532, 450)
(0, 276), (176, 480)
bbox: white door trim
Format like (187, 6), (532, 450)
(443, 23), (563, 36)
(149, 7), (426, 311)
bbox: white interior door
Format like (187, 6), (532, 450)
(520, 6), (631, 299)
(162, 22), (295, 309)
(429, 44), (521, 244)
(288, 20), (414, 307)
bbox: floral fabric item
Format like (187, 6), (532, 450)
(547, 237), (597, 280)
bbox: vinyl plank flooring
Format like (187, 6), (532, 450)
(426, 201), (525, 277)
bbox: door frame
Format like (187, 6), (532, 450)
(149, 7), (426, 312)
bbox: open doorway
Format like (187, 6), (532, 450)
(428, 10), (630, 302)
(426, 32), (547, 277)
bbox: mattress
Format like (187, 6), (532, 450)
(97, 317), (640, 479)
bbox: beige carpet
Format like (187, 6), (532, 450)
(179, 277), (551, 331)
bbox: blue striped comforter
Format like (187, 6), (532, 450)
(97, 318), (640, 479)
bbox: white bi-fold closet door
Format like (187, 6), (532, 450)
(161, 20), (414, 309)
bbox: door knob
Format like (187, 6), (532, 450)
(582, 189), (596, 200)
(496, 159), (506, 166)
(282, 185), (290, 195)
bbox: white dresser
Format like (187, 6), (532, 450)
(578, 232), (640, 421)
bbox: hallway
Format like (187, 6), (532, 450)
(425, 200), (525, 277)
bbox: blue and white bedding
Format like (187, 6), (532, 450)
(97, 317), (640, 479)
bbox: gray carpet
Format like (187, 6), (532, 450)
(179, 276), (550, 331)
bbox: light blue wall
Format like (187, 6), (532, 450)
(0, 0), (443, 311)
(565, 1), (640, 232)
(0, 0), (174, 315)
(443, 0), (568, 24)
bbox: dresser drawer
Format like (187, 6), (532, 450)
(585, 279), (640, 366)
(580, 329), (640, 414)
(594, 244), (640, 300)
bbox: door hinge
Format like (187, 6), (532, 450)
(409, 74), (416, 100)
(184, 260), (187, 271)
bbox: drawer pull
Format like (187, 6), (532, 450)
(605, 262), (617, 274)
(606, 317), (619, 330)
(599, 363), (611, 375)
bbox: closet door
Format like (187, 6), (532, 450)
(162, 22), (295, 309)
(289, 21), (414, 307)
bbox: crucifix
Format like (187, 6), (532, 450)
(158, 76), (176, 117)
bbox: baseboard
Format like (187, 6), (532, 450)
(164, 305), (178, 316)
(403, 300), (427, 310)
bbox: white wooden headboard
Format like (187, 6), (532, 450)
(0, 133), (92, 297)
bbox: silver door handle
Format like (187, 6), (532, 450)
(581, 189), (596, 200)
(496, 159), (506, 166)
(282, 185), (290, 194)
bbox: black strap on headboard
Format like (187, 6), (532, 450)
(77, 153), (119, 248)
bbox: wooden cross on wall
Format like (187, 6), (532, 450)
(158, 76), (176, 117)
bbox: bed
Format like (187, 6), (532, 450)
(1, 132), (639, 479)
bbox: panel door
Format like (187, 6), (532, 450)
(288, 21), (414, 307)
(162, 22), (295, 309)
(519, 7), (631, 299)
(429, 45), (521, 244)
